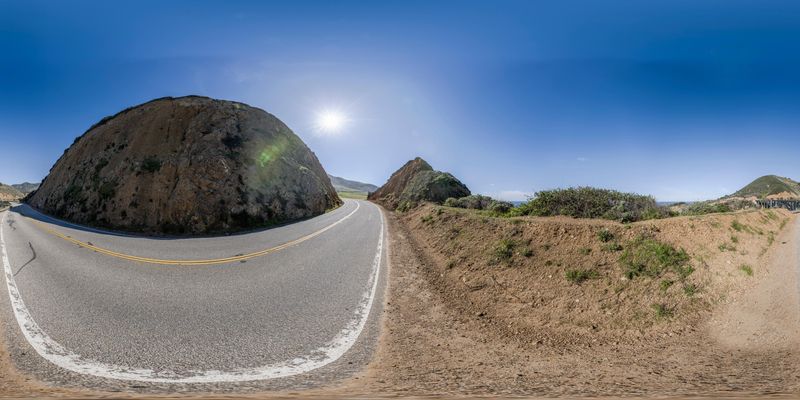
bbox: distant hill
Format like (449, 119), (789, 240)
(0, 183), (23, 201)
(732, 175), (800, 199)
(11, 182), (39, 194)
(328, 174), (378, 193)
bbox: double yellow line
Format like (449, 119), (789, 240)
(25, 202), (360, 266)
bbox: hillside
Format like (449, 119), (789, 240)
(368, 157), (470, 210)
(328, 174), (378, 193)
(732, 175), (800, 199)
(28, 96), (341, 235)
(11, 182), (39, 195)
(0, 183), (23, 201)
(354, 202), (799, 395)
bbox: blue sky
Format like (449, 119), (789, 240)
(2, 0), (799, 201)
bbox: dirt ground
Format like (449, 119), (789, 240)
(1, 206), (800, 398)
(334, 207), (800, 397)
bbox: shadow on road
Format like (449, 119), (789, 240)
(8, 200), (353, 241)
(14, 242), (36, 277)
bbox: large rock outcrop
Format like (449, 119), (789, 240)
(368, 157), (470, 210)
(28, 96), (341, 235)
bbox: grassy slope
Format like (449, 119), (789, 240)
(733, 175), (800, 198)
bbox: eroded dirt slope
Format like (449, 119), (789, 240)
(339, 205), (800, 396)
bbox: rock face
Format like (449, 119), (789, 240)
(28, 96), (341, 235)
(368, 157), (470, 210)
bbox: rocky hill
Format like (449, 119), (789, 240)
(0, 183), (23, 201)
(11, 182), (39, 195)
(732, 175), (800, 199)
(328, 174), (378, 193)
(368, 157), (470, 210)
(28, 96), (341, 235)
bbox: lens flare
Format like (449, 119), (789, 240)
(314, 110), (348, 135)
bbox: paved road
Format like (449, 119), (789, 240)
(0, 199), (386, 387)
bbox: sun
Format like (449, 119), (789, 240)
(314, 110), (348, 135)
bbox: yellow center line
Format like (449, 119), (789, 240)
(23, 202), (361, 266)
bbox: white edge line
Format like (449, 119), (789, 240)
(0, 201), (385, 383)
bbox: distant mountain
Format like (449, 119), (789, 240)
(328, 174), (378, 193)
(11, 181), (39, 194)
(732, 175), (800, 199)
(0, 183), (23, 201)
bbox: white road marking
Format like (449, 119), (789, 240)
(0, 202), (385, 383)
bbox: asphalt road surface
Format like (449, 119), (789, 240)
(0, 199), (386, 388)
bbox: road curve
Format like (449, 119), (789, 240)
(0, 199), (386, 385)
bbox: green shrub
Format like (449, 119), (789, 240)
(602, 242), (623, 252)
(660, 279), (674, 292)
(492, 239), (517, 262)
(651, 303), (673, 319)
(579, 247), (592, 255)
(98, 181), (117, 200)
(443, 197), (459, 207)
(488, 200), (513, 214)
(141, 156), (162, 173)
(565, 269), (599, 284)
(681, 202), (732, 216)
(515, 187), (667, 222)
(597, 229), (614, 242)
(739, 264), (753, 276)
(443, 195), (513, 214)
(620, 237), (691, 280)
(683, 284), (697, 297)
(731, 220), (745, 232)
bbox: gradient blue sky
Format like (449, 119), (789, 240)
(2, 0), (799, 201)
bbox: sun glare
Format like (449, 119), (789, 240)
(315, 110), (347, 135)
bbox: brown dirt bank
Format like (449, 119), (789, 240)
(335, 205), (800, 397)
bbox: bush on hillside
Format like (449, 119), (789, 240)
(513, 187), (668, 222)
(680, 201), (732, 216)
(444, 194), (514, 214)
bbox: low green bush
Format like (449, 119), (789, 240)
(565, 269), (599, 284)
(620, 236), (691, 280)
(514, 187), (668, 222)
(597, 229), (614, 242)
